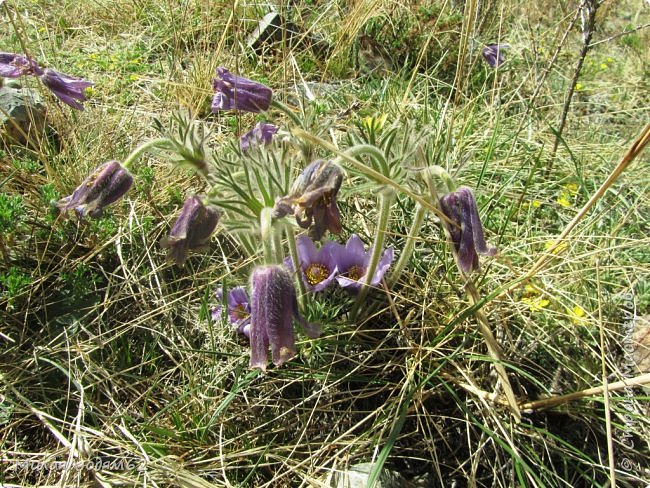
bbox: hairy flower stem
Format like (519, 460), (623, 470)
(285, 225), (307, 301)
(464, 278), (521, 421)
(272, 227), (284, 266)
(341, 144), (390, 176)
(260, 207), (275, 264)
(270, 100), (304, 129)
(121, 138), (173, 170)
(350, 188), (395, 321)
(387, 202), (427, 287)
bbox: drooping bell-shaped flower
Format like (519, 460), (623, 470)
(334, 234), (394, 291)
(0, 53), (40, 78)
(211, 67), (272, 113)
(284, 235), (340, 292)
(273, 160), (344, 241)
(439, 187), (496, 273)
(56, 160), (133, 220)
(39, 68), (93, 110)
(249, 265), (321, 371)
(160, 196), (220, 266)
(212, 286), (251, 337)
(240, 122), (278, 153)
(482, 44), (509, 69)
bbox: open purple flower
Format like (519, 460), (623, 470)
(439, 186), (497, 273)
(211, 67), (272, 113)
(273, 160), (343, 241)
(249, 265), (321, 371)
(212, 286), (251, 337)
(160, 196), (220, 266)
(240, 122), (278, 152)
(56, 160), (133, 220)
(0, 53), (40, 78)
(334, 234), (394, 291)
(39, 68), (93, 110)
(482, 44), (509, 69)
(284, 235), (340, 292)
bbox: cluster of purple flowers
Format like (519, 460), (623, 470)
(212, 233), (393, 370)
(286, 234), (394, 293)
(213, 266), (322, 370)
(1, 52), (93, 110)
(49, 64), (497, 372)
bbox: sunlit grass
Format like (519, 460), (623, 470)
(1, 0), (649, 486)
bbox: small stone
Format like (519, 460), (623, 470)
(0, 79), (48, 147)
(246, 12), (329, 57)
(329, 463), (418, 488)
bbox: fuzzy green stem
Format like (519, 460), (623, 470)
(388, 202), (428, 287)
(272, 226), (284, 265)
(270, 100), (304, 129)
(122, 138), (172, 170)
(341, 144), (390, 176)
(285, 225), (306, 301)
(350, 188), (396, 321)
(423, 165), (456, 196)
(260, 207), (275, 264)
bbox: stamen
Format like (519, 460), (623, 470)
(345, 265), (364, 281)
(305, 263), (330, 286)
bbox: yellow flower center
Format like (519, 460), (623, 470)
(344, 265), (364, 281)
(305, 263), (330, 286)
(233, 304), (249, 321)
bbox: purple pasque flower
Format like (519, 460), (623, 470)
(284, 235), (340, 292)
(211, 67), (272, 113)
(335, 234), (394, 291)
(39, 68), (93, 110)
(56, 160), (133, 220)
(240, 122), (278, 153)
(212, 286), (251, 337)
(481, 44), (509, 69)
(249, 265), (321, 371)
(160, 196), (220, 266)
(439, 186), (497, 273)
(273, 160), (344, 241)
(0, 52), (41, 78)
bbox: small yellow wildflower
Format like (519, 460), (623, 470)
(606, 57), (613, 63)
(522, 296), (550, 312)
(569, 305), (587, 325)
(575, 83), (583, 91)
(129, 74), (140, 82)
(600, 63), (608, 70)
(532, 200), (541, 208)
(544, 240), (568, 254)
(564, 183), (578, 194)
(557, 195), (571, 207)
(525, 284), (539, 295)
(362, 114), (388, 132)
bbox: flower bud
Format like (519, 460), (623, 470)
(211, 67), (272, 113)
(439, 187), (496, 273)
(273, 160), (344, 241)
(160, 196), (220, 266)
(249, 265), (320, 371)
(39, 68), (93, 110)
(56, 161), (133, 219)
